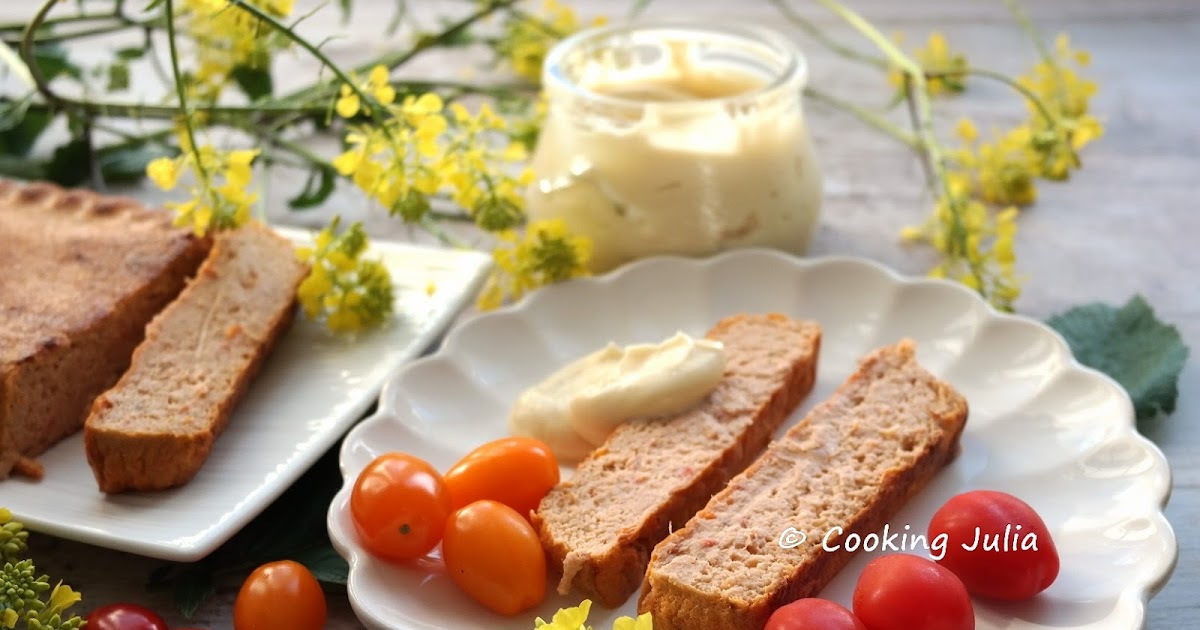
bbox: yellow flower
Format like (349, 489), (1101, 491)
(180, 0), (294, 101)
(46, 581), (82, 615)
(534, 599), (592, 629)
(2, 608), (17, 629)
(336, 85), (361, 119)
(336, 65), (397, 119)
(889, 32), (968, 95)
(955, 117), (978, 143)
(154, 137), (259, 236)
(225, 149), (259, 188)
(495, 0), (605, 84)
(613, 613), (654, 630)
(402, 92), (444, 119)
(479, 219), (591, 309)
(368, 65), (396, 105)
(1016, 32), (1103, 180)
(146, 157), (180, 190)
(295, 217), (394, 333)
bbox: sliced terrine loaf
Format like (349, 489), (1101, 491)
(639, 339), (969, 630)
(84, 222), (307, 493)
(532, 313), (822, 607)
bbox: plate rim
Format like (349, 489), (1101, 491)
(328, 247), (1178, 629)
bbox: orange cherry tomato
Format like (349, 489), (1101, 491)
(350, 452), (451, 562)
(443, 437), (560, 518)
(442, 500), (547, 615)
(233, 560), (327, 630)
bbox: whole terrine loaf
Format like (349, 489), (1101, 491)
(639, 339), (969, 630)
(84, 222), (308, 493)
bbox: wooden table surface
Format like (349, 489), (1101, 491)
(4, 0), (1196, 628)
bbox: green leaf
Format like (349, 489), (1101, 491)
(98, 142), (175, 183)
(116, 46), (147, 61)
(232, 64), (273, 101)
(32, 43), (81, 83)
(288, 166), (336, 210)
(45, 138), (90, 186)
(1047, 295), (1189, 423)
(0, 154), (46, 180)
(628, 0), (657, 17)
(386, 0), (408, 36)
(291, 546), (349, 585)
(4, 107), (53, 155)
(0, 96), (34, 134)
(107, 61), (130, 92)
(172, 570), (215, 619)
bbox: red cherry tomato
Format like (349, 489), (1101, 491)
(442, 500), (547, 615)
(928, 490), (1060, 600)
(350, 452), (452, 561)
(85, 604), (168, 630)
(766, 598), (867, 630)
(853, 554), (974, 630)
(233, 560), (327, 630)
(443, 437), (560, 518)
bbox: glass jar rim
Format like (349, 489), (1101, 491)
(542, 20), (808, 112)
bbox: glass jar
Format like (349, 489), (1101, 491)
(527, 21), (822, 273)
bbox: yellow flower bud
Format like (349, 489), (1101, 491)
(146, 157), (181, 190)
(336, 85), (360, 119)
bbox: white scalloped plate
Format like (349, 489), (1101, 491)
(5, 227), (491, 561)
(328, 249), (1176, 630)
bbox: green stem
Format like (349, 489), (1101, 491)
(813, 0), (985, 290)
(803, 86), (918, 148)
(951, 66), (1056, 126)
(428, 208), (475, 223)
(768, 0), (889, 70)
(506, 7), (567, 39)
(16, 0), (320, 121)
(163, 0), (208, 182)
(1000, 0), (1069, 122)
(276, 0), (521, 104)
(1001, 0), (1052, 63)
(419, 213), (470, 248)
(228, 0), (382, 126)
(19, 0), (68, 109)
(7, 19), (156, 45)
(260, 134), (330, 171)
(0, 12), (117, 32)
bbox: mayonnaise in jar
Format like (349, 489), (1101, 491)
(528, 22), (822, 272)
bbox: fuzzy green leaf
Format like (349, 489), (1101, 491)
(1047, 295), (1189, 423)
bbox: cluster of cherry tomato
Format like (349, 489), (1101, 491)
(349, 436), (560, 615)
(86, 559), (326, 630)
(766, 490), (1060, 630)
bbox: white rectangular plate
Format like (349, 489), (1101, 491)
(4, 226), (491, 561)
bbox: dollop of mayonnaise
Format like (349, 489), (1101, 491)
(508, 332), (726, 463)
